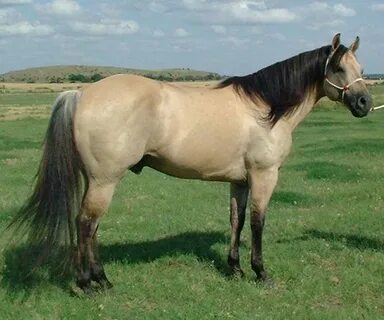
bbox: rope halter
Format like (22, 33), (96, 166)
(324, 50), (364, 102)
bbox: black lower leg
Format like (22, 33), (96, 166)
(228, 211), (245, 276)
(90, 230), (113, 289)
(228, 183), (248, 276)
(250, 214), (269, 282)
(91, 264), (113, 289)
(75, 217), (93, 293)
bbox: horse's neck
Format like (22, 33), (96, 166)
(281, 87), (323, 131)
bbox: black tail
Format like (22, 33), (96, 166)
(8, 90), (83, 268)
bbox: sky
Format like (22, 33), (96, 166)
(0, 0), (383, 75)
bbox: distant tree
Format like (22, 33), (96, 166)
(183, 75), (195, 81)
(157, 74), (173, 81)
(68, 74), (90, 83)
(90, 73), (103, 82)
(144, 73), (156, 80)
(49, 77), (64, 83)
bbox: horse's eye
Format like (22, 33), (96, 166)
(336, 66), (344, 73)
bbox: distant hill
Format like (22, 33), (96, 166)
(365, 74), (384, 80)
(0, 65), (223, 83)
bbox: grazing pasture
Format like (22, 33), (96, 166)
(0, 84), (384, 319)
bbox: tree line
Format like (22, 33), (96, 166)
(64, 72), (222, 83)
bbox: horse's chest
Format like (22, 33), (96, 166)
(246, 131), (292, 169)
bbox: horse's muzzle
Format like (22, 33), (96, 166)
(346, 94), (372, 118)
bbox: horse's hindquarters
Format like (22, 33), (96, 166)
(73, 75), (163, 181)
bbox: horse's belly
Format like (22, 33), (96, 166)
(144, 155), (247, 183)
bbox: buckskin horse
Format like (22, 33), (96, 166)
(9, 33), (372, 294)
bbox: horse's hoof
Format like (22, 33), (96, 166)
(83, 285), (97, 296)
(98, 279), (113, 290)
(231, 267), (245, 279)
(257, 276), (274, 288)
(71, 284), (97, 297)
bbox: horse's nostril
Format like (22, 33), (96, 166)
(358, 96), (367, 107)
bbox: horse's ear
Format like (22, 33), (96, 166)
(349, 36), (360, 53)
(331, 33), (341, 51)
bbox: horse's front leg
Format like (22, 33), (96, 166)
(248, 167), (278, 283)
(228, 182), (249, 276)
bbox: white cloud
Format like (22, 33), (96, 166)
(220, 36), (250, 47)
(38, 0), (81, 16)
(71, 19), (139, 35)
(0, 0), (32, 5)
(174, 27), (188, 37)
(298, 2), (355, 30)
(172, 44), (192, 52)
(0, 21), (53, 35)
(211, 25), (226, 35)
(182, 0), (208, 11)
(333, 3), (355, 17)
(0, 5), (53, 37)
(250, 26), (262, 34)
(240, 8), (296, 23)
(153, 29), (165, 37)
(271, 33), (287, 41)
(98, 3), (120, 18)
(0, 7), (22, 23)
(182, 0), (296, 24)
(371, 4), (384, 11)
(149, 1), (167, 13)
(299, 1), (330, 14)
(0, 8), (11, 22)
(306, 2), (329, 12)
(301, 2), (355, 17)
(308, 19), (344, 31)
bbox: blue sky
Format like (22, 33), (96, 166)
(0, 0), (383, 75)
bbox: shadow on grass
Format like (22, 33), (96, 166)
(301, 120), (348, 128)
(99, 231), (228, 268)
(277, 229), (384, 252)
(289, 161), (360, 182)
(303, 229), (384, 252)
(1, 231), (229, 297)
(271, 190), (318, 207)
(1, 244), (73, 300)
(298, 138), (384, 156)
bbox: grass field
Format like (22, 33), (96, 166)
(0, 84), (384, 319)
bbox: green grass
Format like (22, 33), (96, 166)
(0, 92), (57, 106)
(1, 87), (384, 319)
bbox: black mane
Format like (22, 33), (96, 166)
(217, 45), (341, 125)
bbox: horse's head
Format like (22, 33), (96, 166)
(323, 33), (372, 117)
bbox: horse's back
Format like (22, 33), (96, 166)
(80, 74), (162, 106)
(73, 73), (252, 182)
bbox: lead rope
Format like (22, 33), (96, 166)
(372, 105), (384, 111)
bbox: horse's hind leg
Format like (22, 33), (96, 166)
(228, 182), (249, 276)
(76, 180), (116, 293)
